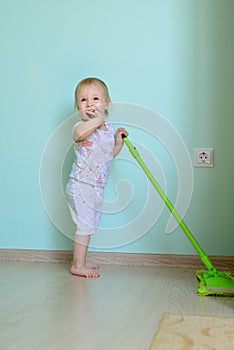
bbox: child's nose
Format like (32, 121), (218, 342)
(86, 99), (93, 106)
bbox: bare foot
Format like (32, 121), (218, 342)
(86, 262), (100, 269)
(70, 264), (100, 278)
(71, 261), (99, 270)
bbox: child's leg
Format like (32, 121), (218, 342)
(70, 234), (100, 278)
(66, 180), (101, 277)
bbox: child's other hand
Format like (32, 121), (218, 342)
(115, 128), (128, 145)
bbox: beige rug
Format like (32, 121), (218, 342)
(149, 313), (234, 350)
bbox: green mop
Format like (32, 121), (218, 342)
(123, 136), (234, 297)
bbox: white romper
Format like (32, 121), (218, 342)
(66, 121), (115, 235)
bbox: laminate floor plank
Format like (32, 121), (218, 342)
(0, 262), (233, 350)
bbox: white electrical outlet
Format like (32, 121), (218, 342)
(194, 148), (214, 167)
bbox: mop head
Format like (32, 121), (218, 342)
(196, 270), (234, 296)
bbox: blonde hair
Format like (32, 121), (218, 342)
(74, 77), (111, 114)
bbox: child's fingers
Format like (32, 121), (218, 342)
(117, 128), (128, 135)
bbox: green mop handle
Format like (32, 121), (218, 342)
(123, 136), (217, 273)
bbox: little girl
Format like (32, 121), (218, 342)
(66, 77), (128, 278)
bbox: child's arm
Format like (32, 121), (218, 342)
(113, 128), (128, 158)
(73, 115), (104, 142)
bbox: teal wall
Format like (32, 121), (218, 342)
(0, 0), (233, 255)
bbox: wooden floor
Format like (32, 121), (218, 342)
(0, 262), (233, 350)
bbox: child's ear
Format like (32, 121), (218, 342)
(104, 101), (110, 116)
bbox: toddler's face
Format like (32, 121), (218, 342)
(77, 84), (109, 121)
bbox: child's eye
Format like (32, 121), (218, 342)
(80, 98), (86, 102)
(93, 97), (99, 101)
